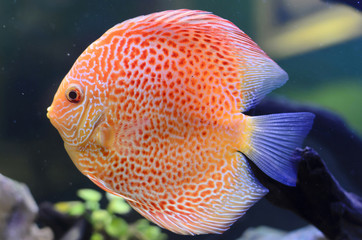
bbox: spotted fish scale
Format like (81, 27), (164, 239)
(67, 10), (267, 234)
(47, 9), (314, 235)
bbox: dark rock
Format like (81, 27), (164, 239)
(0, 174), (53, 240)
(37, 202), (92, 240)
(249, 147), (362, 240)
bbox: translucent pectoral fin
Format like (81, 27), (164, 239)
(94, 126), (115, 149)
(113, 117), (151, 155)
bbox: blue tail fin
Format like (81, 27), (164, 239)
(242, 112), (314, 186)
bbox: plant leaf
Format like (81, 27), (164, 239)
(105, 217), (128, 237)
(85, 200), (100, 211)
(54, 201), (82, 213)
(91, 209), (111, 230)
(77, 188), (102, 202)
(90, 232), (104, 240)
(68, 202), (86, 216)
(107, 198), (131, 215)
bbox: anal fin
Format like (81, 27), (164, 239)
(126, 154), (268, 235)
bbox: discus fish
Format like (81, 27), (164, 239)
(47, 9), (314, 235)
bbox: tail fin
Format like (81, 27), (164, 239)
(242, 112), (314, 186)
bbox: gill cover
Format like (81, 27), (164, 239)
(47, 78), (105, 147)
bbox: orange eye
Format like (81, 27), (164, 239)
(65, 86), (83, 103)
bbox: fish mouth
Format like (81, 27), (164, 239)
(46, 105), (58, 129)
(46, 106), (53, 119)
(46, 107), (51, 119)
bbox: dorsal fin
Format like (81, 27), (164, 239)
(122, 9), (230, 28)
(117, 9), (288, 112)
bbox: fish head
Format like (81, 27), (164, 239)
(47, 75), (106, 149)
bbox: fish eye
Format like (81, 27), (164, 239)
(65, 85), (83, 103)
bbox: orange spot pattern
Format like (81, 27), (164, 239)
(67, 10), (269, 234)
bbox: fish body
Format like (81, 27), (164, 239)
(47, 10), (314, 235)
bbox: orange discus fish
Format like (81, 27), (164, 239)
(47, 9), (314, 235)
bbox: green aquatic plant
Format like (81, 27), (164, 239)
(55, 188), (167, 240)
